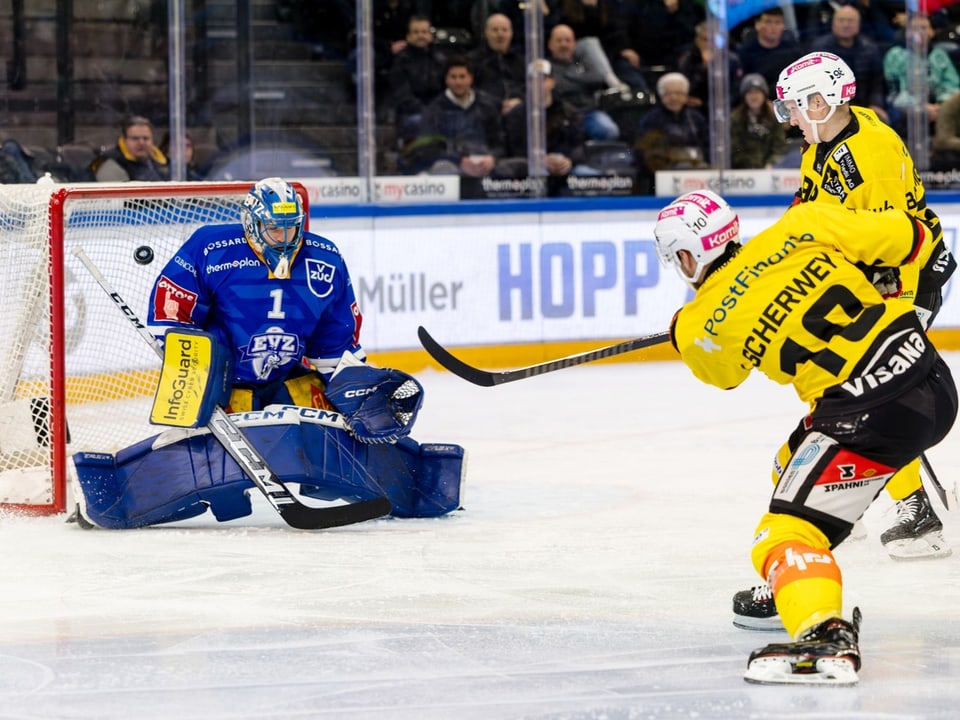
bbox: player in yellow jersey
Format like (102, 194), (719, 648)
(730, 51), (958, 634)
(653, 190), (957, 685)
(778, 52), (955, 558)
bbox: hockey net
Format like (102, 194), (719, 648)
(0, 181), (309, 515)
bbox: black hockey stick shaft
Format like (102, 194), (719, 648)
(418, 326), (671, 386)
(919, 453), (950, 511)
(73, 247), (390, 529)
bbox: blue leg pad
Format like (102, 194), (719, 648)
(72, 411), (466, 528)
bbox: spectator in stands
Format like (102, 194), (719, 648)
(0, 138), (38, 183)
(388, 14), (447, 145)
(884, 13), (960, 135)
(160, 132), (205, 181)
(409, 55), (506, 177)
(501, 59), (597, 185)
(474, 0), (559, 51)
(932, 88), (960, 172)
(800, 1), (902, 51)
(0, 153), (22, 184)
(633, 72), (709, 180)
(729, 73), (788, 169)
(808, 4), (889, 122)
(91, 115), (170, 182)
(468, 13), (527, 121)
(676, 20), (744, 109)
(553, 0), (644, 91)
(611, 0), (702, 70)
(547, 23), (622, 140)
(736, 7), (804, 97)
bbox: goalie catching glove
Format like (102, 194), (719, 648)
(324, 352), (424, 444)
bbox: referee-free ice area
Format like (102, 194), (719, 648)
(2, 352), (960, 720)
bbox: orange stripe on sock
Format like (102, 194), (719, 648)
(765, 541), (841, 591)
(764, 541), (843, 638)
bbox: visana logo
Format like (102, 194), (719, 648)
(841, 330), (926, 397)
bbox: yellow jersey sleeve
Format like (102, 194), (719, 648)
(672, 211), (921, 404)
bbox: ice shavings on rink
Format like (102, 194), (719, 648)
(2, 353), (960, 719)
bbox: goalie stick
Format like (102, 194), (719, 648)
(72, 247), (391, 530)
(418, 326), (670, 386)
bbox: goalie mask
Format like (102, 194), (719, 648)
(241, 177), (305, 279)
(653, 190), (740, 289)
(774, 52), (856, 142)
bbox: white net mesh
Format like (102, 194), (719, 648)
(0, 182), (261, 512)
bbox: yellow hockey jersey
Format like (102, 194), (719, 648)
(793, 106), (949, 301)
(672, 203), (931, 407)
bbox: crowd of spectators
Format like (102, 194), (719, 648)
(5, 1), (960, 193)
(371, 1), (960, 192)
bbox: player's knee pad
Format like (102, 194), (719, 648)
(770, 431), (897, 547)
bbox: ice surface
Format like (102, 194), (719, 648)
(2, 353), (960, 719)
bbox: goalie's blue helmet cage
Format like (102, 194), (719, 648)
(241, 177), (305, 278)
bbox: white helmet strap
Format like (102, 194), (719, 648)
(801, 98), (839, 144)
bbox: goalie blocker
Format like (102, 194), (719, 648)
(72, 404), (465, 529)
(150, 328), (231, 428)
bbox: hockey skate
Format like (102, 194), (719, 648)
(744, 608), (861, 686)
(881, 488), (951, 560)
(732, 583), (782, 631)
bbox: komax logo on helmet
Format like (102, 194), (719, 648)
(774, 51), (856, 124)
(241, 177), (305, 279)
(654, 190), (740, 289)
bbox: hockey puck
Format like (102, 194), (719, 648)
(134, 246), (154, 265)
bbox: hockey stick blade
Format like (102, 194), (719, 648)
(74, 246), (391, 530)
(278, 496), (392, 530)
(418, 326), (670, 386)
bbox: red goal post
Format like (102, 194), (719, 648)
(0, 181), (309, 516)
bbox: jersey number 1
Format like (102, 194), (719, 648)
(268, 288), (285, 319)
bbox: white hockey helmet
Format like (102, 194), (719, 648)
(653, 190), (740, 288)
(241, 177), (305, 279)
(773, 51), (856, 124)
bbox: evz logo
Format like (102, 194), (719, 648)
(244, 327), (301, 380)
(306, 259), (336, 298)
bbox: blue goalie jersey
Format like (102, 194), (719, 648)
(147, 223), (363, 385)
